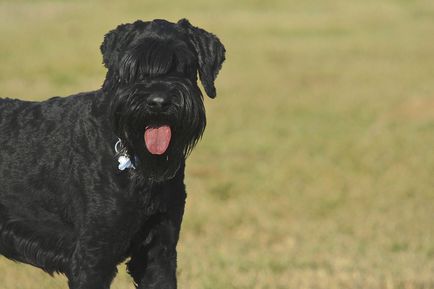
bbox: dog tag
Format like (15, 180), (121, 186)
(118, 155), (133, 170)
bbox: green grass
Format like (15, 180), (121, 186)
(1, 0), (433, 288)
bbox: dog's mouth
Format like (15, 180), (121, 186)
(144, 125), (172, 155)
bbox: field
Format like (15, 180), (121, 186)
(0, 0), (434, 288)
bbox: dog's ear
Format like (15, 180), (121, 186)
(177, 19), (225, 98)
(100, 23), (135, 69)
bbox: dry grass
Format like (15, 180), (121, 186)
(0, 0), (433, 288)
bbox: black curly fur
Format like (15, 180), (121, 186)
(0, 18), (225, 289)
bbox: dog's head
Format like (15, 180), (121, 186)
(100, 19), (225, 182)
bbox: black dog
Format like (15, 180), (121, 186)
(0, 19), (225, 289)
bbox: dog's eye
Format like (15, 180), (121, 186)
(138, 93), (150, 98)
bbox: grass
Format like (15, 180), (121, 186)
(0, 0), (434, 288)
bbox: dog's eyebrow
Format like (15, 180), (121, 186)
(118, 39), (195, 82)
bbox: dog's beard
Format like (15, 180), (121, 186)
(110, 79), (206, 182)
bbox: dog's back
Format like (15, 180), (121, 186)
(0, 94), (98, 188)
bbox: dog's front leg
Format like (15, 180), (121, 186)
(127, 171), (187, 289)
(128, 193), (186, 288)
(128, 218), (180, 289)
(67, 232), (119, 289)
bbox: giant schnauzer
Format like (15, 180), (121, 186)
(0, 18), (225, 289)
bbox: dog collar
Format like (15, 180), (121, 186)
(114, 138), (137, 170)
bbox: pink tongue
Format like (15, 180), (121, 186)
(144, 125), (171, 155)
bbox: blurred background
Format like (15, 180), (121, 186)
(0, 0), (433, 288)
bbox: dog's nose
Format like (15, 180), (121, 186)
(146, 94), (170, 111)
